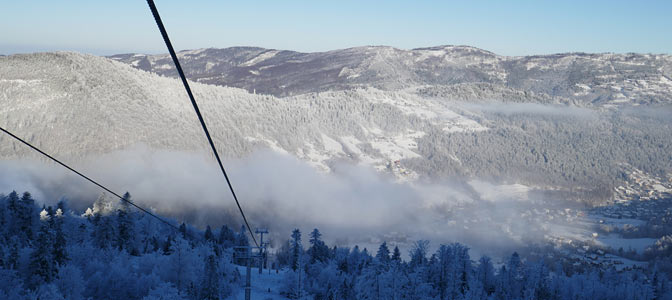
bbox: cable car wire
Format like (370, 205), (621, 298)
(145, 0), (259, 247)
(0, 125), (181, 232)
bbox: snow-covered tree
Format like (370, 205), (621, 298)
(308, 228), (330, 264)
(376, 242), (391, 265)
(115, 192), (135, 253)
(199, 254), (219, 300)
(291, 228), (302, 271)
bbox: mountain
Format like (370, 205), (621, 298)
(109, 46), (672, 107)
(2, 51), (672, 205)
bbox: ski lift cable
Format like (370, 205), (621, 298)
(145, 0), (259, 247)
(0, 125), (186, 235)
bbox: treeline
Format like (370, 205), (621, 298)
(0, 191), (248, 300)
(2, 190), (672, 299)
(275, 228), (672, 300)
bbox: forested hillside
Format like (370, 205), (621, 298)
(1, 190), (671, 299)
(109, 46), (672, 108)
(2, 52), (671, 205)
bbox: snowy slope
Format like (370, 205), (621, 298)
(109, 46), (672, 107)
(2, 52), (672, 197)
(0, 52), (473, 179)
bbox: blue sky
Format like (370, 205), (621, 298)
(1, 0), (670, 56)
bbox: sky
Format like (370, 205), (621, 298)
(1, 0), (671, 56)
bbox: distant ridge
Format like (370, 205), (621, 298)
(108, 45), (672, 107)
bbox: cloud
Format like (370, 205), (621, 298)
(0, 146), (561, 257)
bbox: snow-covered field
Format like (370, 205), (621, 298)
(595, 234), (656, 253)
(229, 266), (288, 300)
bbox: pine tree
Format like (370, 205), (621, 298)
(204, 225), (214, 242)
(391, 246), (401, 262)
(179, 222), (188, 239)
(376, 242), (391, 264)
(7, 238), (19, 270)
(200, 255), (220, 300)
(92, 212), (113, 249)
(506, 252), (524, 299)
(19, 191), (36, 242)
(29, 220), (56, 288)
(116, 192), (134, 251)
(308, 228), (329, 263)
(218, 224), (235, 247)
(476, 256), (495, 295)
(6, 191), (19, 231)
(291, 229), (302, 271)
(163, 236), (173, 255)
(0, 193), (6, 237)
(52, 208), (68, 266)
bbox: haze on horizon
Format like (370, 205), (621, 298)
(2, 0), (671, 56)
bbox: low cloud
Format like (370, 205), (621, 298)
(0, 146), (562, 257)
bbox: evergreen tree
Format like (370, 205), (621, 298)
(0, 194), (6, 237)
(115, 192), (135, 252)
(217, 224), (235, 247)
(19, 191), (36, 242)
(308, 228), (329, 263)
(6, 191), (19, 233)
(52, 209), (68, 266)
(199, 255), (220, 300)
(376, 242), (391, 264)
(276, 239), (293, 268)
(391, 246), (401, 262)
(476, 256), (495, 295)
(291, 229), (302, 271)
(163, 236), (173, 255)
(92, 213), (114, 249)
(29, 220), (56, 288)
(7, 238), (19, 270)
(204, 225), (214, 242)
(179, 222), (188, 239)
(506, 252), (524, 299)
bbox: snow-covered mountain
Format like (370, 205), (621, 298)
(0, 52), (473, 175)
(109, 46), (672, 107)
(2, 51), (671, 204)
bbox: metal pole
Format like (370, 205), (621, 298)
(245, 247), (252, 300)
(255, 229), (268, 274)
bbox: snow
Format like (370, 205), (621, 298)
(320, 133), (344, 154)
(660, 75), (672, 86)
(337, 66), (362, 79)
(339, 136), (380, 165)
(594, 216), (647, 229)
(241, 50), (279, 67)
(369, 131), (423, 161)
(244, 136), (289, 155)
(229, 266), (288, 300)
(653, 184), (670, 192)
(0, 79), (42, 85)
(297, 142), (332, 172)
(576, 83), (591, 90)
(414, 49), (446, 62)
(155, 64), (173, 70)
(468, 180), (530, 202)
(595, 234), (656, 253)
